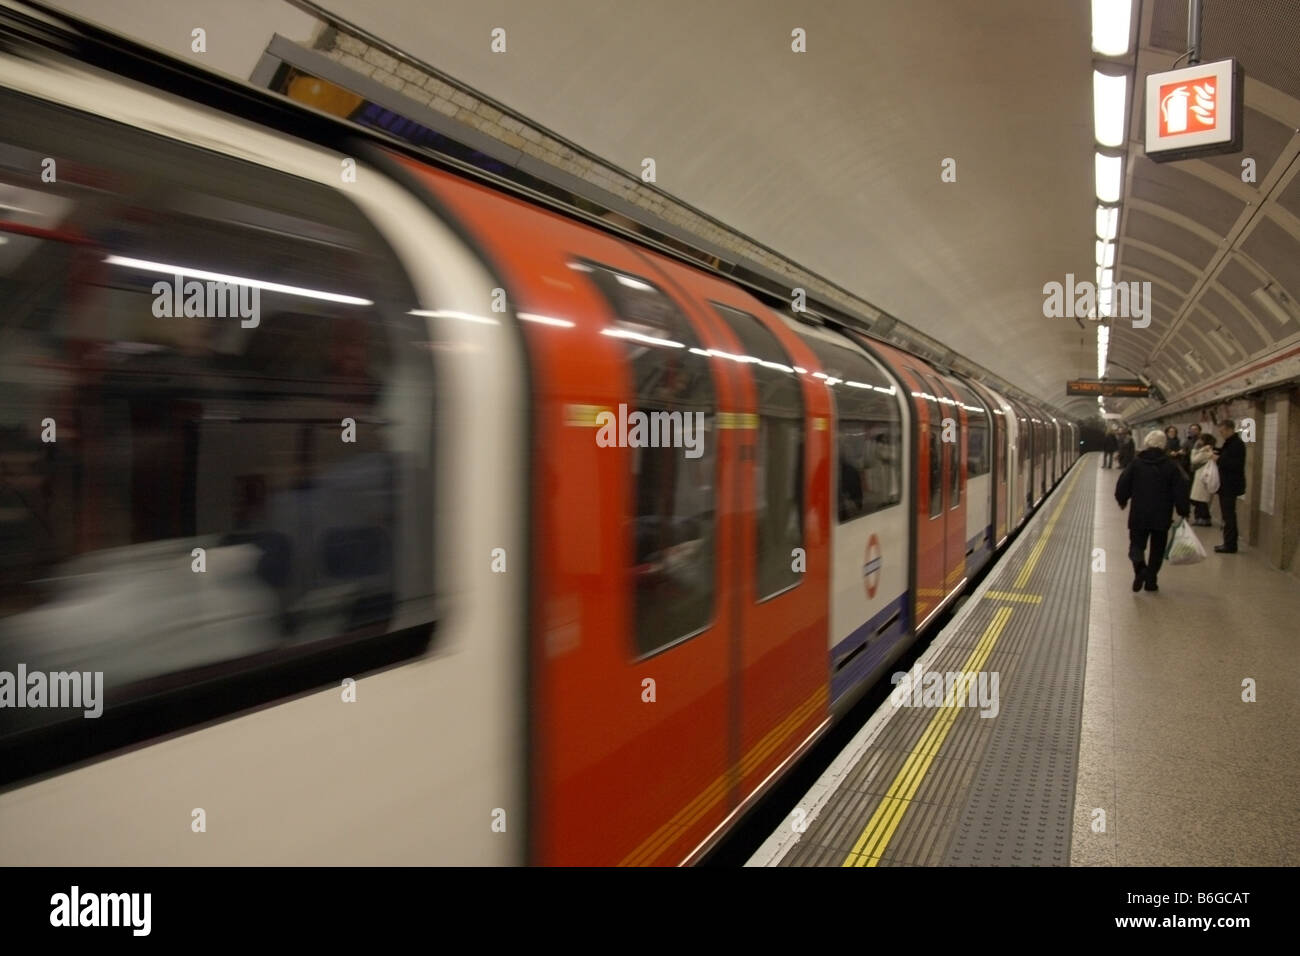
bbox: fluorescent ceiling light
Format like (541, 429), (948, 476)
(601, 327), (684, 348)
(1092, 0), (1133, 56)
(105, 255), (372, 306)
(1093, 71), (1128, 147)
(1099, 286), (1114, 318)
(1095, 153), (1123, 203)
(1209, 327), (1237, 355)
(1100, 268), (1114, 290)
(1096, 205), (1118, 241)
(1251, 284), (1297, 325)
(1096, 241), (1114, 267)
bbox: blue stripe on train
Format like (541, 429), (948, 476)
(829, 593), (910, 706)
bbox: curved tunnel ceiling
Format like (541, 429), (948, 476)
(311, 0), (1101, 417)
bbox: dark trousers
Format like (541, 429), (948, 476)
(1192, 499), (1211, 522)
(1129, 528), (1169, 584)
(1102, 451), (1113, 468)
(1219, 492), (1238, 549)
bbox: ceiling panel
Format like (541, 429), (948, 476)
(1123, 208), (1217, 269)
(1200, 285), (1268, 354)
(1120, 244), (1198, 293)
(1129, 156), (1246, 235)
(1275, 173), (1300, 220)
(1241, 216), (1300, 302)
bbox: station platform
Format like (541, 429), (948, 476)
(749, 452), (1300, 867)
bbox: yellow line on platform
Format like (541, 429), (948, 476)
(1012, 466), (1084, 590)
(984, 590), (1042, 604)
(841, 605), (1014, 867)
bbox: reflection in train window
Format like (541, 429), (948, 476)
(711, 303), (803, 601)
(0, 93), (435, 745)
(929, 377), (960, 509)
(906, 368), (944, 518)
(950, 380), (989, 478)
(802, 337), (902, 522)
(579, 261), (716, 656)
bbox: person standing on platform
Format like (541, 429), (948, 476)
(1164, 425), (1188, 478)
(1115, 429), (1190, 593)
(1116, 429), (1136, 469)
(1188, 433), (1216, 526)
(1214, 420), (1246, 554)
(1102, 429), (1117, 468)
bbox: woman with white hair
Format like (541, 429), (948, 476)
(1115, 429), (1191, 592)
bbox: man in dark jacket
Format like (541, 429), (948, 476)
(1214, 420), (1247, 553)
(1102, 430), (1118, 468)
(1116, 429), (1136, 468)
(1116, 429), (1191, 592)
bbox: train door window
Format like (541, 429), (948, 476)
(577, 261), (717, 656)
(711, 303), (802, 601)
(905, 368), (944, 518)
(800, 336), (902, 522)
(950, 381), (989, 478)
(0, 92), (436, 750)
(928, 376), (960, 508)
(997, 410), (1007, 484)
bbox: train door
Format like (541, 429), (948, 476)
(924, 373), (968, 597)
(901, 365), (948, 629)
(987, 389), (1009, 545)
(1014, 401), (1033, 512)
(652, 261), (832, 817)
(1051, 419), (1061, 484)
(556, 255), (739, 865)
(1036, 417), (1047, 502)
(949, 378), (992, 575)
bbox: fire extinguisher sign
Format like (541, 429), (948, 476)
(1144, 58), (1243, 163)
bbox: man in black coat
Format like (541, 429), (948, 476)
(1102, 430), (1117, 468)
(1116, 429), (1136, 468)
(1116, 429), (1191, 592)
(1214, 420), (1247, 553)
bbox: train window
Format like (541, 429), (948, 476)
(711, 303), (803, 601)
(0, 93), (435, 759)
(930, 378), (960, 509)
(801, 336), (902, 522)
(997, 410), (1007, 484)
(906, 369), (944, 518)
(927, 424), (943, 516)
(578, 262), (716, 656)
(949, 381), (989, 478)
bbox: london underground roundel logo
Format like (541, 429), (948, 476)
(863, 534), (882, 599)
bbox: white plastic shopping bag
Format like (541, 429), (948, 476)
(1199, 459), (1221, 495)
(1165, 519), (1207, 565)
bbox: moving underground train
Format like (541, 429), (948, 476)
(0, 6), (1077, 865)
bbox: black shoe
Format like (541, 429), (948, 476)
(1214, 545), (1237, 554)
(1133, 566), (1145, 591)
(1144, 580), (1158, 592)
